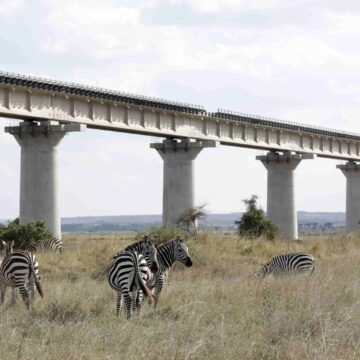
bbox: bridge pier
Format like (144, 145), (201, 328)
(257, 151), (314, 239)
(337, 161), (360, 233)
(5, 122), (84, 239)
(151, 139), (218, 227)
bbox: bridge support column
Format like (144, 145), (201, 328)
(256, 152), (314, 240)
(151, 139), (218, 227)
(5, 122), (84, 239)
(337, 161), (360, 233)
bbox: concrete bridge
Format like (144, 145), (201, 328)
(0, 71), (359, 239)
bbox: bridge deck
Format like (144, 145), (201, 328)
(0, 71), (359, 161)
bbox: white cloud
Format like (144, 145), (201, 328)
(326, 11), (360, 35)
(0, 0), (25, 15)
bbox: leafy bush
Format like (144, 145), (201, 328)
(135, 226), (185, 246)
(0, 218), (52, 249)
(235, 195), (280, 240)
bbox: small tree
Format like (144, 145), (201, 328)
(1, 218), (52, 249)
(176, 204), (208, 236)
(235, 195), (279, 240)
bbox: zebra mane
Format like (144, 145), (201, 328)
(157, 238), (177, 252)
(122, 236), (154, 253)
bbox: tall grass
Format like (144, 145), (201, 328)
(1, 232), (360, 359)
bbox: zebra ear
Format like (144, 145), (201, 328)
(177, 236), (184, 243)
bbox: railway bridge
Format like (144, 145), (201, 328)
(0, 71), (359, 239)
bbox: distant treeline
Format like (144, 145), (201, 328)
(62, 222), (161, 233)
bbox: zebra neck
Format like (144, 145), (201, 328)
(158, 243), (175, 270)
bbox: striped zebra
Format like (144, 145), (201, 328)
(121, 237), (193, 311)
(108, 237), (159, 319)
(26, 238), (62, 253)
(0, 241), (44, 309)
(147, 237), (192, 305)
(258, 253), (316, 278)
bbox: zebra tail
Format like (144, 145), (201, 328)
(29, 256), (44, 299)
(35, 279), (44, 299)
(310, 259), (316, 275)
(137, 271), (156, 303)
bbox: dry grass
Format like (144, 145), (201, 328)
(1, 232), (360, 359)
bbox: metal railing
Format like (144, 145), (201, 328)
(211, 109), (360, 141)
(0, 71), (205, 115)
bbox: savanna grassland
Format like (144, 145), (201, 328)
(1, 232), (360, 360)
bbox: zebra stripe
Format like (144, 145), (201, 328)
(27, 238), (62, 253)
(258, 253), (316, 278)
(124, 237), (193, 311)
(0, 250), (44, 309)
(108, 237), (159, 318)
(114, 236), (159, 273)
(147, 237), (192, 305)
(108, 251), (155, 319)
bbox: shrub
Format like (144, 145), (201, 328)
(176, 204), (208, 236)
(1, 218), (52, 249)
(235, 195), (280, 240)
(136, 226), (184, 246)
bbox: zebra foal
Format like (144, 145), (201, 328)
(0, 241), (44, 309)
(108, 237), (159, 319)
(258, 253), (315, 278)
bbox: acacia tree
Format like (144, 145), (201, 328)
(235, 195), (280, 240)
(176, 204), (208, 236)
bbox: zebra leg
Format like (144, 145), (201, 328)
(0, 284), (6, 306)
(116, 291), (123, 317)
(19, 285), (30, 310)
(153, 275), (166, 306)
(122, 291), (133, 320)
(11, 288), (17, 306)
(136, 290), (144, 313)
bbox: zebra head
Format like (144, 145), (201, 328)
(257, 262), (271, 278)
(174, 237), (193, 267)
(141, 236), (159, 273)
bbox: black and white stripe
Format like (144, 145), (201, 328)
(0, 242), (44, 309)
(149, 237), (192, 304)
(258, 253), (316, 278)
(108, 237), (159, 318)
(27, 238), (62, 253)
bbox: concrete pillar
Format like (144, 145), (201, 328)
(5, 122), (85, 239)
(337, 161), (360, 233)
(256, 151), (314, 239)
(151, 139), (218, 227)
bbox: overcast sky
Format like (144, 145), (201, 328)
(1, 0), (360, 218)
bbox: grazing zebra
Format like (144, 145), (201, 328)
(26, 238), (62, 253)
(0, 241), (44, 309)
(258, 253), (316, 278)
(108, 237), (159, 318)
(120, 237), (193, 311)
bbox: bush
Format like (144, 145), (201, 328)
(1, 218), (52, 249)
(135, 226), (185, 246)
(235, 195), (280, 240)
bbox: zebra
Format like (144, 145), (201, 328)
(0, 241), (44, 309)
(258, 253), (316, 278)
(121, 237), (193, 311)
(147, 237), (192, 305)
(26, 237), (62, 253)
(108, 237), (159, 318)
